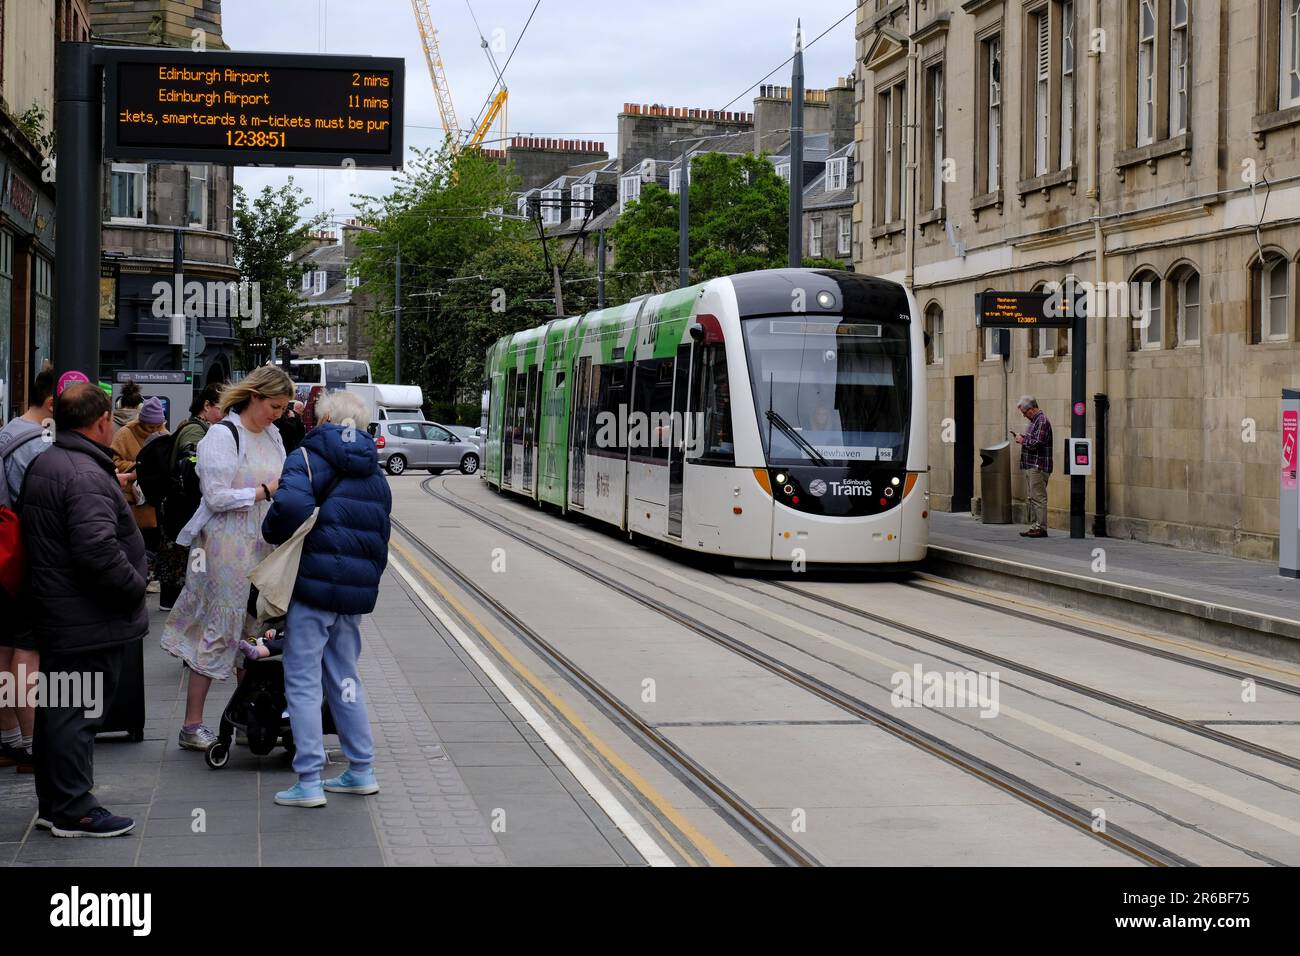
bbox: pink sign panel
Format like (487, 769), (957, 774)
(1284, 409), (1298, 491)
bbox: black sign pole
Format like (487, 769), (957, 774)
(1070, 300), (1087, 539)
(53, 42), (102, 380)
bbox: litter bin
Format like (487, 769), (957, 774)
(980, 440), (1012, 524)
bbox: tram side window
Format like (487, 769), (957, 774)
(589, 363), (627, 457)
(632, 358), (674, 462)
(693, 344), (733, 465)
(504, 369), (518, 446)
(512, 368), (527, 443)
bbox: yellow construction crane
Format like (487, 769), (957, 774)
(409, 0), (508, 153)
(410, 0), (461, 144)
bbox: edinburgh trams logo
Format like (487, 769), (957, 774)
(808, 479), (828, 497)
(828, 478), (872, 496)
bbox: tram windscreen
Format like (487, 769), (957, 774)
(742, 317), (911, 465)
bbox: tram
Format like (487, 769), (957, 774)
(483, 268), (928, 565)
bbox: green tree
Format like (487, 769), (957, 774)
(350, 145), (524, 402)
(609, 153), (847, 302)
(232, 179), (326, 366)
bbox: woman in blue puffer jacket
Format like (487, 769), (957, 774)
(261, 390), (391, 808)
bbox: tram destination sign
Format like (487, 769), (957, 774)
(102, 49), (404, 169)
(975, 291), (1077, 329)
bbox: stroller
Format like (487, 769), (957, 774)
(204, 592), (335, 770)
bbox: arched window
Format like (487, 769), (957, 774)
(1130, 269), (1162, 350)
(1252, 253), (1291, 343)
(1170, 265), (1201, 347)
(925, 303), (944, 365)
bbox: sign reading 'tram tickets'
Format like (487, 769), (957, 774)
(103, 49), (404, 169)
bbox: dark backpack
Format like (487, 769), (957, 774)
(134, 431), (179, 507)
(163, 420), (238, 539)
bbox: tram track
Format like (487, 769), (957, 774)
(413, 476), (1193, 867)
(389, 513), (820, 867)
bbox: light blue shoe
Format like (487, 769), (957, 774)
(274, 780), (326, 808)
(323, 767), (379, 795)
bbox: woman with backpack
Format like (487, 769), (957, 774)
(155, 385), (225, 611)
(159, 366), (292, 753)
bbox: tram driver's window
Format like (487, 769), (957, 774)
(695, 344), (734, 465)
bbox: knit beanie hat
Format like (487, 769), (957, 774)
(139, 396), (166, 424)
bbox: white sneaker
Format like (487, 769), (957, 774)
(178, 726), (218, 751)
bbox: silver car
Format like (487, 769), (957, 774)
(447, 425), (485, 457)
(370, 420), (481, 476)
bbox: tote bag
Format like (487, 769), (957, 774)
(250, 447), (333, 620)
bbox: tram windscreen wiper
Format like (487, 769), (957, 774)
(764, 409), (830, 467)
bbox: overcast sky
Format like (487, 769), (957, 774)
(222, 0), (857, 224)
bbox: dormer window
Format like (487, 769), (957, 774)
(619, 175), (642, 211)
(313, 271), (327, 295)
(301, 272), (312, 292)
(346, 275), (360, 290)
(669, 169), (681, 194)
(825, 158), (848, 192)
(776, 163), (791, 182)
(541, 189), (563, 225)
(517, 196), (530, 218)
(571, 183), (593, 221)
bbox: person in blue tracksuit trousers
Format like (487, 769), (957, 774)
(262, 390), (391, 807)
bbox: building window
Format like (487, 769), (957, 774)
(0, 231), (12, 278)
(1131, 270), (1163, 349)
(837, 214), (851, 256)
(1255, 255), (1290, 342)
(982, 36), (1002, 193)
(877, 80), (906, 223)
(326, 325), (333, 344)
(187, 166), (208, 229)
(338, 323), (346, 344)
(825, 157), (848, 192)
(619, 175), (641, 211)
(928, 64), (945, 210)
(926, 304), (944, 365)
(110, 163), (146, 223)
(1061, 1), (1076, 166)
(346, 275), (360, 290)
(668, 168), (681, 194)
(541, 189), (563, 226)
(314, 327), (321, 345)
(313, 271), (327, 295)
(1170, 0), (1190, 134)
(517, 196), (530, 218)
(1033, 10), (1051, 175)
(1172, 267), (1200, 346)
(1137, 0), (1158, 146)
(809, 218), (823, 258)
(301, 271), (312, 292)
(1284, 0), (1300, 109)
(775, 163), (791, 182)
(571, 183), (593, 220)
(35, 257), (51, 298)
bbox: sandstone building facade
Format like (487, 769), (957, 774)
(854, 0), (1300, 559)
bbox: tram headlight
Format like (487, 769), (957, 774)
(891, 477), (900, 486)
(775, 473), (786, 485)
(816, 290), (835, 309)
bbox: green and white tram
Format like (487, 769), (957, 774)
(484, 268), (928, 565)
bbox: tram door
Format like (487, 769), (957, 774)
(570, 356), (592, 508)
(667, 344), (693, 538)
(522, 367), (539, 492)
(503, 369), (517, 484)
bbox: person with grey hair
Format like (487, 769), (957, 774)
(262, 387), (390, 808)
(1011, 395), (1053, 538)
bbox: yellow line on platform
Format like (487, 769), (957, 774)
(389, 537), (735, 867)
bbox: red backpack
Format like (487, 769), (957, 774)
(0, 429), (48, 598)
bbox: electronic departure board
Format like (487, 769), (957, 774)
(975, 291), (1077, 329)
(102, 49), (404, 169)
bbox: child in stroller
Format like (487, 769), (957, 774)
(204, 592), (335, 769)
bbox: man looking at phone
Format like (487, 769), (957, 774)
(1011, 396), (1052, 538)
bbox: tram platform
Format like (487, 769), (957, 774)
(926, 511), (1300, 660)
(0, 573), (645, 868)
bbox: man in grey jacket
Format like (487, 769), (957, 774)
(22, 383), (147, 837)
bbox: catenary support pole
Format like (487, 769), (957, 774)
(394, 242), (402, 385)
(597, 231), (606, 308)
(788, 21), (804, 269)
(53, 42), (102, 378)
(678, 139), (689, 288)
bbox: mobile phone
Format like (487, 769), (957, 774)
(1008, 429), (1016, 437)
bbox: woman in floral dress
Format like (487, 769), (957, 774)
(160, 365), (294, 751)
